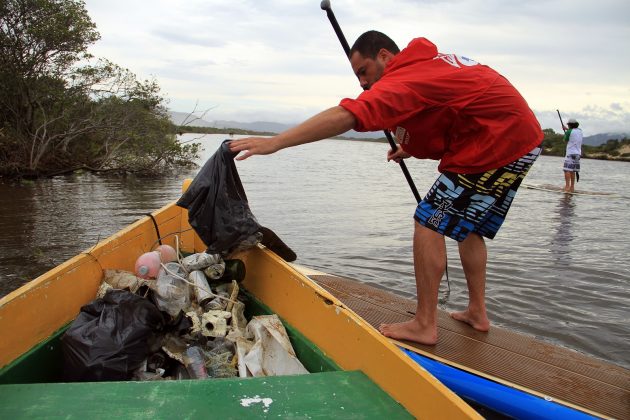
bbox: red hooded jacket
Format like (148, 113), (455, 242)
(339, 38), (543, 174)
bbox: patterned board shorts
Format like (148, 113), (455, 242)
(563, 154), (581, 172)
(414, 145), (542, 242)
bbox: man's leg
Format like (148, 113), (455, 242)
(379, 222), (446, 345)
(450, 233), (490, 331)
(564, 171), (572, 192)
(568, 172), (576, 192)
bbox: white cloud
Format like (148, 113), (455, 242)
(83, 0), (630, 133)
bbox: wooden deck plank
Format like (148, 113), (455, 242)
(310, 274), (630, 420)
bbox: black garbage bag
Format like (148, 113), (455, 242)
(177, 140), (296, 261)
(61, 289), (164, 382)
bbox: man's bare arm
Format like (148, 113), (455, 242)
(228, 106), (356, 160)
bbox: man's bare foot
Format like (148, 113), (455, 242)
(450, 310), (490, 332)
(379, 319), (437, 345)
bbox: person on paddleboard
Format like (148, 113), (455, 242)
(562, 118), (583, 193)
(229, 31), (543, 346)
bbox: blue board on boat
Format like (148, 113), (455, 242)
(401, 348), (597, 419)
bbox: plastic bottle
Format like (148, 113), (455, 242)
(154, 262), (190, 316)
(135, 251), (162, 279)
(184, 346), (209, 379)
(189, 270), (212, 306)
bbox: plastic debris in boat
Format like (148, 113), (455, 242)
(135, 251), (162, 279)
(181, 252), (224, 272)
(155, 244), (177, 263)
(154, 262), (190, 316)
(238, 315), (308, 377)
(97, 269), (151, 298)
(184, 346), (209, 379)
(77, 254), (307, 383)
(201, 310), (232, 337)
(134, 245), (178, 279)
(188, 270), (212, 308)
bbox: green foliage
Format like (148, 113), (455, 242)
(540, 128), (629, 161)
(0, 0), (198, 177)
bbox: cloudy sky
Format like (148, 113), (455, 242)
(83, 0), (630, 135)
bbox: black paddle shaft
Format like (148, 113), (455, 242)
(320, 1), (422, 203)
(557, 109), (566, 132)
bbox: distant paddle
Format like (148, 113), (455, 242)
(320, 0), (421, 204)
(557, 109), (566, 132)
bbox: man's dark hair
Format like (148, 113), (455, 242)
(568, 122), (579, 128)
(350, 30), (400, 59)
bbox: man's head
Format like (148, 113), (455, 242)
(349, 31), (400, 90)
(567, 118), (579, 128)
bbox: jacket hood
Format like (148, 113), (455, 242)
(385, 37), (438, 73)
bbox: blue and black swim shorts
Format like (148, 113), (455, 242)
(414, 145), (542, 242)
(563, 154), (581, 172)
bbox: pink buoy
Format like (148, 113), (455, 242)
(135, 251), (161, 279)
(155, 244), (177, 263)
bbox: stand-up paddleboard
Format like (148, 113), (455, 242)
(522, 183), (618, 197)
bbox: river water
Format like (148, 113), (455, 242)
(1, 133), (629, 369)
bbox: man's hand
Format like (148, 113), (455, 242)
(387, 145), (411, 163)
(229, 137), (280, 161)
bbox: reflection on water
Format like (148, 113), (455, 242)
(1, 134), (629, 370)
(550, 195), (576, 264)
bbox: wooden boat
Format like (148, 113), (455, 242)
(2, 179), (628, 419)
(0, 181), (478, 419)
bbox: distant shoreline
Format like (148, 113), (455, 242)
(177, 128), (630, 163)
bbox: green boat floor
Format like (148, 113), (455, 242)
(0, 370), (412, 419)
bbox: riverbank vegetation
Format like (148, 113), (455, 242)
(0, 0), (199, 179)
(541, 129), (630, 161)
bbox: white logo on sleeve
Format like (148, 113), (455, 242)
(434, 53), (479, 68)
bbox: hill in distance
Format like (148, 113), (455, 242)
(582, 132), (629, 146)
(169, 111), (627, 145)
(169, 111), (384, 140)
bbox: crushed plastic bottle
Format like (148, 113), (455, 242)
(203, 262), (226, 280)
(154, 262), (190, 317)
(181, 252), (223, 272)
(184, 346), (209, 379)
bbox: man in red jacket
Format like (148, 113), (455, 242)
(230, 31), (543, 345)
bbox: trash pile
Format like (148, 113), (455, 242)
(61, 244), (308, 382)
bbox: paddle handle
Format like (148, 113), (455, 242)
(321, 1), (421, 203)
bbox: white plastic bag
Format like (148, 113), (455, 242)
(241, 315), (308, 377)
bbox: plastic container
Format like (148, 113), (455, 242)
(189, 270), (212, 307)
(154, 262), (190, 317)
(184, 346), (209, 379)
